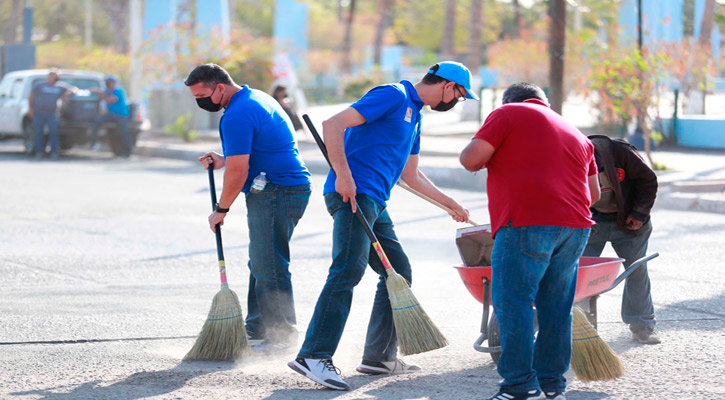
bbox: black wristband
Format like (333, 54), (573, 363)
(215, 203), (230, 213)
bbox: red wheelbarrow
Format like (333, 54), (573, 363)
(453, 224), (659, 362)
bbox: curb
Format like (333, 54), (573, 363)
(134, 141), (724, 213)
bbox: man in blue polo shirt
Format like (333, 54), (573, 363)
(184, 63), (311, 353)
(288, 62), (477, 391)
(90, 76), (132, 157)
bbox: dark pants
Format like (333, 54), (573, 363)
(583, 215), (655, 332)
(33, 112), (59, 156)
(297, 193), (412, 362)
(244, 183), (311, 343)
(91, 112), (131, 155)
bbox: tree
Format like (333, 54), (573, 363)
(442, 0), (456, 59)
(373, 0), (394, 66)
(99, 0), (129, 53)
(698, 0), (716, 47)
(341, 0), (357, 73)
(4, 0), (21, 44)
(461, 0), (483, 121)
(548, 0), (566, 114)
(512, 0), (522, 38)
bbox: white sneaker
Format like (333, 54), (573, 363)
(288, 358), (350, 391)
(356, 358), (421, 375)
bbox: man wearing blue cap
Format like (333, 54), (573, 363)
(288, 61), (477, 391)
(90, 75), (132, 157)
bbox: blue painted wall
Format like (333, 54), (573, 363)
(661, 117), (725, 149)
(274, 0), (309, 69)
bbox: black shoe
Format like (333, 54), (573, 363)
(544, 390), (566, 400)
(487, 389), (545, 400)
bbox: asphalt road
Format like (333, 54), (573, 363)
(1, 149), (724, 399)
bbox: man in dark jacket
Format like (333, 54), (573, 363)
(584, 135), (660, 344)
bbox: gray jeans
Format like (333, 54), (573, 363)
(582, 215), (655, 332)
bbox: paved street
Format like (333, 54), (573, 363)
(1, 149), (724, 399)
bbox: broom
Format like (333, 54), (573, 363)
(570, 306), (623, 381)
(396, 180), (481, 226)
(302, 114), (447, 355)
(183, 164), (249, 361)
(398, 182), (624, 379)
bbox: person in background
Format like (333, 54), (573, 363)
(90, 76), (131, 157)
(184, 63), (311, 354)
(584, 134), (660, 345)
(288, 61), (475, 391)
(271, 85), (303, 131)
(460, 82), (600, 400)
(28, 69), (72, 159)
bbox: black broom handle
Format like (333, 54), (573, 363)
(207, 164), (225, 262)
(302, 114), (386, 259)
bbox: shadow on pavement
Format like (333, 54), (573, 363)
(10, 362), (233, 400)
(262, 365), (612, 400)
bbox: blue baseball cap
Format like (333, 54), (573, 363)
(428, 61), (479, 100)
(105, 75), (118, 82)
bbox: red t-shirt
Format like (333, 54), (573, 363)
(473, 99), (597, 236)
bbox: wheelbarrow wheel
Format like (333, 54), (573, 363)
(487, 311), (539, 364)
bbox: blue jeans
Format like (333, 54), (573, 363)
(583, 214), (655, 332)
(297, 193), (412, 361)
(33, 112), (59, 156)
(91, 112), (131, 155)
(492, 224), (590, 393)
(244, 183), (310, 343)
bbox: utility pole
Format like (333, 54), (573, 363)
(84, 0), (92, 47)
(130, 0), (142, 103)
(548, 0), (566, 115)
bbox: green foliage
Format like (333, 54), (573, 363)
(164, 113), (198, 142)
(233, 0), (275, 37)
(342, 74), (376, 102)
(651, 162), (669, 171)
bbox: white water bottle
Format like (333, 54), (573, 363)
(250, 172), (267, 193)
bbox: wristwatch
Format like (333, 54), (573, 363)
(215, 203), (230, 213)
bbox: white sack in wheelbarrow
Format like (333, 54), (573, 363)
(455, 224), (495, 267)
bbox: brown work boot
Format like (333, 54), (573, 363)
(632, 327), (661, 344)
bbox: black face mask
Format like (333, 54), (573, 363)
(432, 85), (458, 112)
(432, 98), (458, 112)
(196, 88), (222, 112)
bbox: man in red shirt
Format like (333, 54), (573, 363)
(460, 82), (600, 400)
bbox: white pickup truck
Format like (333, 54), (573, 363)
(0, 69), (142, 155)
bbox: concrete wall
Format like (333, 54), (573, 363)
(148, 88), (220, 131)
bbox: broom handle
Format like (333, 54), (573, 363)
(395, 180), (480, 226)
(207, 164), (228, 284)
(303, 114), (395, 271)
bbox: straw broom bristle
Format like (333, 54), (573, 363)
(184, 284), (249, 361)
(570, 306), (623, 381)
(386, 269), (448, 355)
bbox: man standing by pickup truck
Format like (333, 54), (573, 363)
(28, 69), (71, 159)
(90, 76), (132, 157)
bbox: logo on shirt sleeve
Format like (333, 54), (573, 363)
(405, 107), (412, 123)
(617, 168), (625, 182)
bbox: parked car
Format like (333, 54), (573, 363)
(0, 69), (143, 156)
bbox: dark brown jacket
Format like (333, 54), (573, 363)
(588, 135), (658, 229)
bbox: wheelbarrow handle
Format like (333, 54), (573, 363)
(599, 252), (659, 296)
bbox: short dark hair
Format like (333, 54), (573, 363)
(502, 82), (548, 104)
(421, 64), (449, 85)
(184, 63), (234, 87)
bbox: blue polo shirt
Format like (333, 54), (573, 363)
(106, 88), (129, 117)
(220, 86), (310, 192)
(323, 80), (423, 206)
